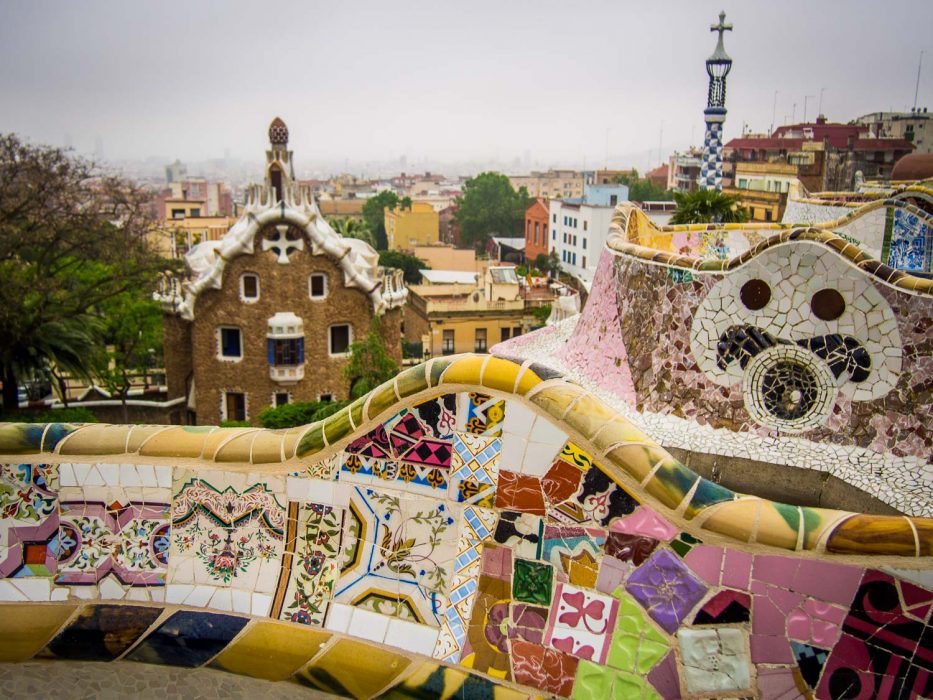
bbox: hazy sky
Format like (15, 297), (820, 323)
(1, 0), (931, 171)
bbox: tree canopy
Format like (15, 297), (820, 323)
(669, 189), (749, 225)
(361, 190), (400, 250)
(611, 169), (673, 202)
(0, 134), (172, 412)
(327, 216), (375, 248)
(454, 172), (531, 250)
(343, 317), (400, 400)
(378, 250), (429, 285)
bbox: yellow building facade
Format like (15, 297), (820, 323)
(384, 202), (440, 250)
(149, 214), (237, 259)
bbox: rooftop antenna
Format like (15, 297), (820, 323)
(658, 121), (663, 168)
(792, 102), (797, 124)
(770, 90), (778, 134)
(818, 87), (826, 116)
(914, 50), (925, 110)
(604, 128), (610, 171)
(803, 95), (814, 124)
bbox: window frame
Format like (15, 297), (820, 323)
(240, 273), (260, 302)
(474, 328), (487, 353)
(329, 324), (352, 356)
(223, 391), (247, 421)
(309, 273), (329, 300)
(441, 329), (455, 355)
(218, 326), (243, 361)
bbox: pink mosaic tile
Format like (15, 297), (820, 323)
(683, 545), (724, 586)
(721, 549), (753, 589)
(610, 506), (678, 541)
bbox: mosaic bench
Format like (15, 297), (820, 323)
(0, 355), (931, 699)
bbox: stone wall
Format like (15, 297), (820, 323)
(181, 243), (401, 424)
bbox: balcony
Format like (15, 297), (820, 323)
(269, 364), (304, 384)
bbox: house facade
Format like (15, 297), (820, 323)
(158, 118), (408, 425)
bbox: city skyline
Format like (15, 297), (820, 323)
(1, 0), (931, 175)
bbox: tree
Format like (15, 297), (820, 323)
(454, 172), (531, 250)
(327, 216), (375, 248)
(257, 399), (348, 429)
(546, 250), (562, 278)
(343, 317), (400, 400)
(669, 189), (749, 225)
(0, 134), (173, 413)
(612, 169), (672, 202)
(92, 279), (164, 423)
(362, 190), (400, 251)
(378, 250), (429, 285)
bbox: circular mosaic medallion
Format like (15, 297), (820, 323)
(742, 345), (837, 433)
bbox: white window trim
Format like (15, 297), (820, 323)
(309, 273), (329, 300)
(221, 390), (248, 421)
(217, 326), (243, 362)
(272, 390), (291, 407)
(328, 323), (353, 357)
(318, 393), (334, 402)
(239, 273), (260, 303)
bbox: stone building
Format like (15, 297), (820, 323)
(157, 118), (408, 425)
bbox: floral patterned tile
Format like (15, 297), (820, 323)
(271, 501), (343, 626)
(0, 463), (60, 578)
(544, 582), (619, 664)
(334, 487), (457, 627)
(167, 471), (286, 601)
(56, 485), (170, 587)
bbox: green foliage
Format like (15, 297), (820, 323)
(401, 340), (423, 359)
(91, 271), (164, 422)
(343, 317), (400, 400)
(611, 169), (673, 202)
(362, 190), (400, 250)
(0, 134), (175, 412)
(22, 406), (99, 424)
(531, 304), (551, 327)
(327, 217), (375, 248)
(219, 419), (251, 428)
(378, 250), (429, 285)
(669, 189), (749, 225)
(454, 172), (532, 250)
(255, 400), (349, 429)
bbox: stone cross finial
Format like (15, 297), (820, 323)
(711, 11), (733, 40)
(262, 225), (305, 264)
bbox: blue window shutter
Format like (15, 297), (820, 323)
(267, 339), (275, 364)
(298, 338), (305, 363)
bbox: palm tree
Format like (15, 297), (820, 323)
(327, 217), (376, 247)
(669, 189), (749, 225)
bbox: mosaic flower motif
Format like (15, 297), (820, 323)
(0, 464), (57, 522)
(625, 548), (707, 634)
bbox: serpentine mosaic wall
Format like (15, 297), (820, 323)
(621, 191), (933, 276)
(2, 375), (933, 698)
(589, 245), (933, 465)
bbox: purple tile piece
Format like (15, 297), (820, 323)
(683, 545), (723, 586)
(750, 633), (794, 664)
(753, 595), (786, 635)
(722, 549), (752, 590)
(625, 548), (707, 634)
(791, 559), (864, 605)
(756, 666), (800, 700)
(753, 554), (799, 588)
(646, 651), (681, 699)
(595, 555), (631, 595)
